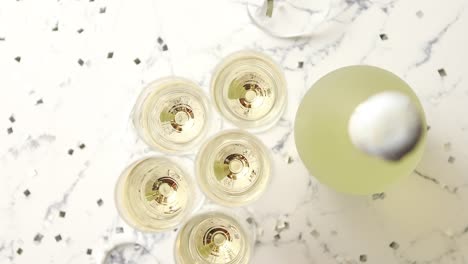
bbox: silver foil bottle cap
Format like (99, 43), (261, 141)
(133, 77), (210, 153)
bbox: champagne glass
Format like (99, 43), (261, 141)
(196, 130), (271, 207)
(115, 157), (201, 232)
(175, 210), (254, 264)
(133, 77), (211, 153)
(247, 0), (332, 38)
(211, 50), (287, 131)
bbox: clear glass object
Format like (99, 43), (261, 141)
(115, 157), (197, 232)
(175, 210), (253, 264)
(196, 130), (271, 207)
(294, 66), (427, 195)
(103, 243), (157, 264)
(133, 77), (210, 153)
(247, 0), (332, 38)
(211, 50), (287, 131)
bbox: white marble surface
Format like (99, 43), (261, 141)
(1, 0), (468, 263)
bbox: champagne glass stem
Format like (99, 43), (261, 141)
(266, 0), (274, 17)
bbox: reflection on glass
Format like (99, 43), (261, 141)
(175, 211), (252, 264)
(196, 130), (271, 207)
(133, 77), (210, 153)
(115, 157), (196, 232)
(211, 50), (286, 131)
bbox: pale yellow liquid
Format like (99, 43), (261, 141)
(196, 130), (271, 206)
(211, 50), (287, 130)
(175, 212), (251, 264)
(133, 77), (209, 153)
(294, 66), (426, 195)
(115, 157), (193, 231)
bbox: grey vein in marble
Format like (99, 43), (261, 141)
(413, 10), (463, 68)
(414, 170), (459, 195)
(43, 161), (91, 221)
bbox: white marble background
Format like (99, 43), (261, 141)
(1, 0), (468, 263)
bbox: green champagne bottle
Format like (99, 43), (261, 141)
(295, 66), (427, 195)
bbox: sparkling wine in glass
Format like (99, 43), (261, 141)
(175, 211), (253, 264)
(115, 157), (198, 232)
(211, 50), (287, 131)
(133, 77), (211, 153)
(196, 130), (271, 207)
